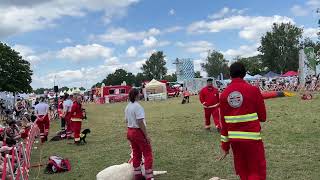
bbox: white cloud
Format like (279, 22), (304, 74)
(193, 59), (207, 77)
(133, 60), (146, 71)
(57, 44), (113, 61)
(12, 44), (41, 64)
(208, 7), (247, 19)
(291, 5), (309, 16)
(126, 46), (138, 57)
(176, 41), (214, 53)
(0, 0), (139, 38)
(188, 15), (294, 41)
(143, 36), (158, 47)
(142, 49), (157, 58)
(12, 45), (34, 57)
(290, 0), (319, 17)
(57, 38), (73, 44)
(31, 56), (146, 88)
(208, 7), (230, 19)
(306, 0), (320, 7)
(93, 27), (161, 44)
(169, 9), (175, 16)
(158, 41), (171, 47)
(104, 56), (121, 66)
(222, 43), (259, 59)
(303, 28), (318, 39)
(164, 26), (183, 33)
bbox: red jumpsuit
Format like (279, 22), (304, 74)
(58, 101), (63, 118)
(70, 101), (83, 143)
(36, 114), (50, 143)
(220, 78), (267, 180)
(199, 85), (220, 129)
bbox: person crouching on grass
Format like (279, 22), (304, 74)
(125, 88), (154, 180)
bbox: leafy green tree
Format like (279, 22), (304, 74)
(102, 69), (135, 86)
(300, 38), (320, 54)
(141, 51), (167, 80)
(59, 86), (69, 92)
(92, 82), (102, 88)
(34, 88), (47, 94)
(194, 71), (202, 78)
(201, 50), (229, 78)
(135, 73), (146, 86)
(163, 73), (177, 82)
(0, 42), (33, 93)
(258, 23), (303, 73)
(236, 56), (264, 75)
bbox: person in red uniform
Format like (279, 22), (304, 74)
(62, 94), (73, 139)
(34, 97), (50, 143)
(199, 78), (220, 131)
(70, 95), (84, 145)
(125, 88), (153, 180)
(219, 62), (267, 180)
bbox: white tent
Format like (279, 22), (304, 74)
(145, 79), (167, 100)
(244, 74), (256, 80)
(59, 91), (64, 96)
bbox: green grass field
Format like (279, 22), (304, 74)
(29, 96), (320, 180)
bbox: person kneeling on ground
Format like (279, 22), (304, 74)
(125, 88), (154, 180)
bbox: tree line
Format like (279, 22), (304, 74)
(33, 87), (86, 95)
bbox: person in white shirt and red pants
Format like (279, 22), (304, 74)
(62, 94), (73, 139)
(125, 89), (154, 180)
(34, 97), (50, 143)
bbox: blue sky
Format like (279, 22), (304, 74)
(0, 0), (318, 88)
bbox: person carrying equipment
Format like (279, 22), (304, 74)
(219, 62), (267, 180)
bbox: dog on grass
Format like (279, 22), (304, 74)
(80, 128), (91, 144)
(96, 163), (167, 180)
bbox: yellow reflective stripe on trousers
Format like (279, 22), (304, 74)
(228, 131), (262, 140)
(224, 113), (258, 123)
(220, 135), (229, 142)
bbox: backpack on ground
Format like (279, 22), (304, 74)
(45, 155), (71, 174)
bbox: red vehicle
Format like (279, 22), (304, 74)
(160, 80), (180, 97)
(102, 85), (132, 103)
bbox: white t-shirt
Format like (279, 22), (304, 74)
(63, 99), (73, 112)
(125, 102), (146, 128)
(35, 102), (49, 115)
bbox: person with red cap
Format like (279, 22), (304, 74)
(219, 62), (267, 180)
(199, 78), (221, 131)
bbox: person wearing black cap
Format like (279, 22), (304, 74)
(219, 62), (267, 180)
(199, 78), (221, 131)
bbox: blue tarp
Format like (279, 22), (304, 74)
(263, 71), (280, 78)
